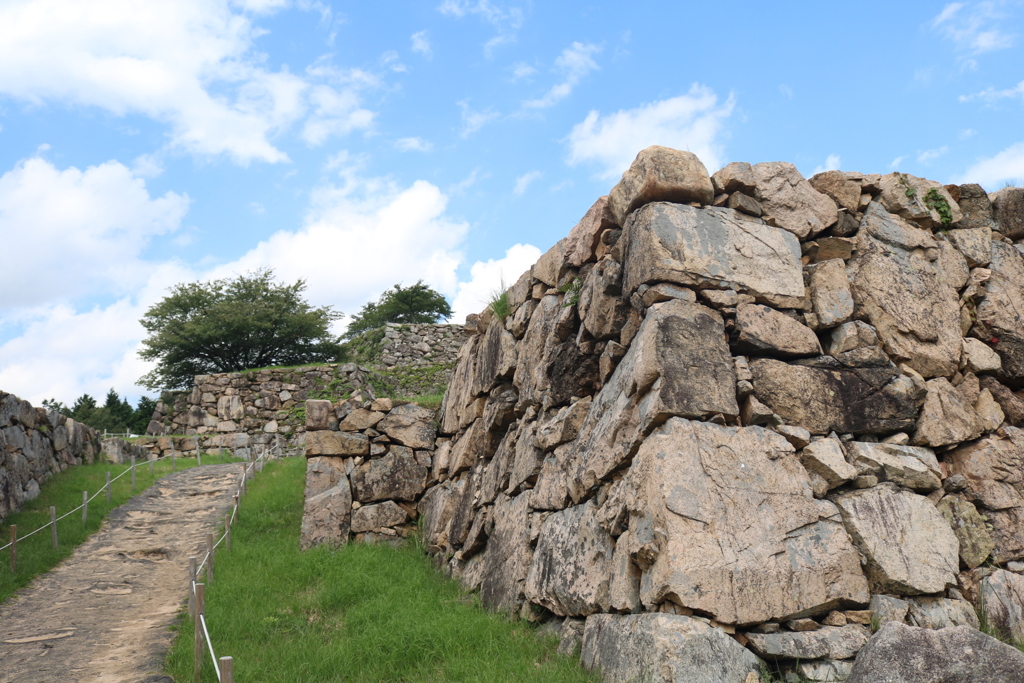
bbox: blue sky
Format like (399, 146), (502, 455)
(1, 0), (1022, 406)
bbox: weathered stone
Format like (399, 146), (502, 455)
(418, 481), (457, 550)
(639, 282), (695, 308)
(513, 295), (563, 408)
(529, 456), (570, 511)
(216, 395), (244, 421)
(608, 146), (715, 225)
(787, 618), (822, 632)
(957, 183), (998, 231)
(977, 389), (1007, 432)
(471, 316), (518, 397)
(337, 408), (385, 432)
(750, 161), (838, 240)
(833, 484), (959, 595)
(726, 192), (762, 216)
(746, 625), (870, 660)
(304, 456), (347, 500)
(946, 429), (1024, 563)
(525, 500), (614, 616)
(622, 202), (805, 308)
(378, 403), (437, 450)
(806, 258), (855, 329)
(846, 622), (1024, 683)
(741, 394), (775, 426)
(305, 399), (333, 431)
(578, 258), (631, 340)
(305, 431), (370, 457)
(535, 397), (591, 451)
(750, 357), (920, 435)
(992, 187), (1024, 240)
(797, 660), (855, 683)
(877, 173), (963, 230)
(978, 569), (1024, 642)
(448, 419), (489, 476)
(565, 300), (738, 500)
(507, 419), (543, 492)
(533, 238), (566, 287)
(799, 438), (857, 489)
(912, 377), (982, 447)
(734, 303), (822, 357)
(870, 594), (910, 625)
(350, 500), (409, 533)
(350, 448), (428, 502)
(848, 203), (962, 378)
(844, 442), (942, 492)
(580, 613), (762, 683)
(976, 242), (1024, 387)
(565, 196), (618, 267)
(618, 418), (868, 625)
(946, 228), (992, 267)
(828, 321), (879, 355)
(711, 161), (757, 195)
(906, 596), (979, 630)
(964, 337), (1002, 375)
(805, 236), (856, 263)
(299, 476), (351, 550)
(775, 424), (811, 449)
(810, 170), (862, 213)
(480, 492), (533, 613)
(980, 376), (1024, 426)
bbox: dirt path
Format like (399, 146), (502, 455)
(0, 463), (245, 683)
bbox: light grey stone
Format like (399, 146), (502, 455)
(746, 624), (870, 660)
(752, 161), (839, 239)
(608, 146), (715, 225)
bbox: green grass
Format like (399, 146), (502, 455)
(164, 457), (597, 682)
(0, 451), (238, 604)
(488, 285), (510, 321)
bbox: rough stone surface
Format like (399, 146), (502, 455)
(937, 493), (995, 569)
(350, 500), (409, 533)
(799, 438), (857, 489)
(350, 448), (428, 502)
(964, 337), (1002, 374)
(906, 597), (979, 630)
(956, 183), (998, 231)
(751, 161), (838, 239)
(846, 622), (1024, 683)
(608, 146), (715, 225)
(622, 202), (805, 308)
(877, 173), (963, 230)
(712, 162), (757, 195)
(978, 569), (1024, 642)
(844, 441), (942, 492)
(480, 492), (533, 613)
(734, 303), (822, 357)
(912, 377), (983, 447)
(806, 258), (855, 329)
(832, 484), (959, 595)
(810, 170), (863, 213)
(946, 228), (993, 267)
(992, 187), (1024, 240)
(305, 430), (370, 457)
(565, 196), (617, 267)
(618, 418), (869, 625)
(745, 624), (870, 660)
(525, 500), (614, 617)
(976, 242), (1024, 387)
(378, 403), (438, 450)
(580, 613), (762, 683)
(300, 476), (352, 549)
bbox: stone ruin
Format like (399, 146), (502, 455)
(300, 146), (1024, 682)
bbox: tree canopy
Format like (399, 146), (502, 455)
(43, 390), (156, 435)
(138, 269), (343, 389)
(343, 281), (452, 340)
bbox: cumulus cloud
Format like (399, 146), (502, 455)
(958, 141), (1024, 187)
(812, 154), (841, 175)
(931, 2), (1015, 54)
(0, 0), (375, 163)
(523, 42), (600, 109)
(411, 30), (432, 57)
(960, 79), (1024, 103)
(450, 243), (542, 323)
(511, 62), (536, 80)
(458, 100), (500, 137)
(917, 146), (949, 163)
(566, 85), (735, 180)
(0, 157), (189, 312)
(513, 170), (542, 195)
(395, 137), (433, 152)
(438, 0), (526, 53)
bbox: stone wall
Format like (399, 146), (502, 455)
(0, 391), (138, 520)
(300, 148), (1024, 681)
(378, 322), (467, 370)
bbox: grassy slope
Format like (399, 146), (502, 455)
(165, 456), (597, 682)
(0, 452), (238, 603)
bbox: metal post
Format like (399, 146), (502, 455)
(219, 656), (234, 683)
(106, 471), (112, 505)
(50, 506), (58, 549)
(188, 556), (197, 618)
(225, 514), (232, 551)
(193, 583), (205, 683)
(82, 491), (88, 523)
(206, 532), (214, 585)
(9, 525), (16, 573)
(172, 445), (176, 472)
(131, 455), (136, 491)
(197, 448), (201, 467)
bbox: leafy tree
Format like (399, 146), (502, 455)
(47, 391), (158, 435)
(343, 281), (452, 340)
(129, 396), (158, 435)
(138, 268), (343, 390)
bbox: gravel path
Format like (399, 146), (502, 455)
(0, 463), (244, 683)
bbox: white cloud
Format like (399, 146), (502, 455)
(566, 85), (735, 180)
(960, 79), (1024, 103)
(958, 141), (1024, 187)
(458, 100), (500, 137)
(450, 243), (541, 323)
(411, 30), (432, 57)
(301, 84), (376, 145)
(513, 170), (542, 195)
(395, 137), (433, 152)
(523, 42), (601, 109)
(931, 2), (1015, 54)
(812, 154), (841, 176)
(0, 156), (189, 312)
(438, 0), (526, 53)
(511, 62), (536, 80)
(889, 156), (907, 169)
(917, 146), (949, 163)
(448, 167), (486, 195)
(381, 50), (407, 73)
(779, 84), (794, 99)
(960, 128), (978, 139)
(0, 0), (376, 164)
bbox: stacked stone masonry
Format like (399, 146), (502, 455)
(378, 322), (467, 369)
(301, 147), (1024, 682)
(0, 391), (144, 520)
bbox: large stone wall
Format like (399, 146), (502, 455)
(0, 391), (140, 520)
(301, 148), (1024, 681)
(378, 322), (467, 370)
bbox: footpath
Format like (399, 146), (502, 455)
(0, 463), (243, 683)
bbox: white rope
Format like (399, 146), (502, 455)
(199, 613), (222, 682)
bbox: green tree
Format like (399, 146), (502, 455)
(343, 281), (452, 340)
(138, 268), (343, 390)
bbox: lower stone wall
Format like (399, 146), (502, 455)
(1, 391), (139, 520)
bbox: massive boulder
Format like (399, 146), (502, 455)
(751, 161), (838, 239)
(479, 492), (533, 613)
(976, 242), (1024, 387)
(622, 202), (805, 308)
(608, 146), (715, 225)
(877, 173), (963, 230)
(615, 418), (869, 625)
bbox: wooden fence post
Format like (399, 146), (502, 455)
(197, 448), (202, 467)
(172, 446), (176, 472)
(82, 491), (88, 524)
(233, 493), (239, 517)
(49, 506), (57, 549)
(188, 556), (197, 617)
(225, 514), (232, 551)
(9, 525), (16, 573)
(131, 455), (136, 491)
(193, 583), (205, 683)
(219, 656), (234, 683)
(106, 471), (112, 505)
(149, 457), (154, 476)
(206, 532), (214, 585)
